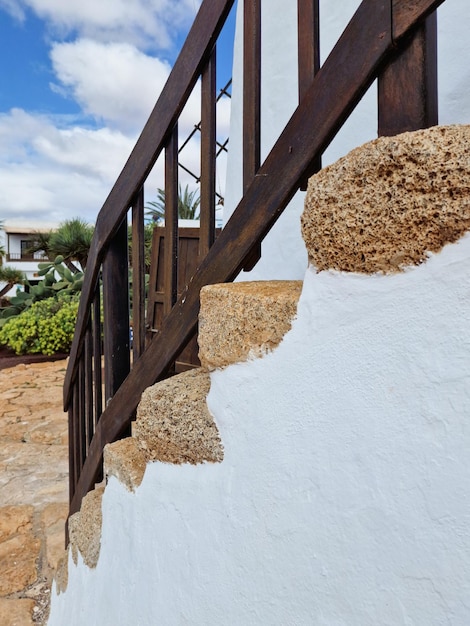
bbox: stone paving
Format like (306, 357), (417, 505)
(0, 359), (69, 626)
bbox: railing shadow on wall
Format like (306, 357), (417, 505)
(64, 0), (445, 526)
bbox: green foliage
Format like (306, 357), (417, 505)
(127, 223), (154, 272)
(0, 256), (83, 326)
(0, 295), (79, 355)
(48, 218), (93, 270)
(37, 255), (84, 292)
(0, 266), (25, 299)
(28, 218), (93, 271)
(145, 184), (201, 223)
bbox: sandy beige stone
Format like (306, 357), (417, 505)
(0, 532), (40, 595)
(0, 359), (69, 622)
(134, 368), (223, 465)
(302, 125), (470, 274)
(0, 598), (35, 626)
(67, 486), (104, 569)
(0, 442), (68, 508)
(41, 503), (68, 571)
(198, 281), (302, 370)
(0, 505), (34, 541)
(104, 437), (147, 492)
(53, 551), (70, 594)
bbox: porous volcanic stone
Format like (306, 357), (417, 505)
(198, 281), (302, 370)
(134, 368), (223, 465)
(302, 125), (470, 274)
(104, 437), (147, 492)
(68, 486), (104, 569)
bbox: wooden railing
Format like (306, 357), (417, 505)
(64, 0), (445, 521)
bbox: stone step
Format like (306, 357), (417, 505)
(198, 280), (302, 370)
(60, 280), (303, 577)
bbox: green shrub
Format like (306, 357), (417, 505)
(0, 295), (79, 355)
(0, 256), (84, 327)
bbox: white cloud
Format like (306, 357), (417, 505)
(1, 0), (201, 50)
(0, 0), (231, 227)
(50, 39), (172, 132)
(0, 109), (133, 224)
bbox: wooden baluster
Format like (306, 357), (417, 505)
(164, 126), (179, 319)
(84, 323), (93, 448)
(68, 385), (78, 503)
(92, 287), (103, 422)
(242, 0), (262, 271)
(298, 0), (321, 188)
(102, 218), (131, 418)
(243, 0), (261, 187)
(378, 11), (438, 136)
(78, 358), (86, 468)
(200, 50), (217, 259)
(132, 187), (146, 359)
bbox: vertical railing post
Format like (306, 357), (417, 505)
(92, 287), (103, 421)
(242, 0), (262, 271)
(200, 50), (217, 258)
(102, 218), (131, 414)
(378, 11), (438, 136)
(132, 187), (146, 360)
(298, 0), (321, 188)
(243, 0), (261, 188)
(84, 325), (93, 447)
(164, 126), (179, 319)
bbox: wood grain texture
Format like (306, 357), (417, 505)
(392, 0), (444, 39)
(378, 12), (438, 135)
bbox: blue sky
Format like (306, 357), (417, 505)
(0, 0), (236, 225)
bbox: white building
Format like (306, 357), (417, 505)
(0, 222), (55, 296)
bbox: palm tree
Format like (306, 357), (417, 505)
(0, 266), (25, 299)
(26, 231), (52, 261)
(43, 219), (94, 272)
(145, 184), (201, 223)
(28, 219), (93, 272)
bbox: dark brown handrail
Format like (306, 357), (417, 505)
(65, 0), (444, 519)
(64, 0), (236, 408)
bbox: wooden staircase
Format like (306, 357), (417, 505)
(64, 0), (445, 527)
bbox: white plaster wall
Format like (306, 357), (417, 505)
(224, 0), (470, 281)
(49, 234), (470, 625)
(47, 3), (470, 623)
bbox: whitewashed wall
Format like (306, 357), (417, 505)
(48, 233), (470, 625)
(224, 0), (470, 281)
(47, 2), (470, 624)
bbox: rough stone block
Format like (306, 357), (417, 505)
(104, 437), (146, 492)
(67, 486), (104, 569)
(302, 125), (470, 274)
(198, 281), (302, 370)
(134, 368), (223, 465)
(41, 502), (68, 570)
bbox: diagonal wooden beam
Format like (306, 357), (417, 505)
(392, 0), (443, 39)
